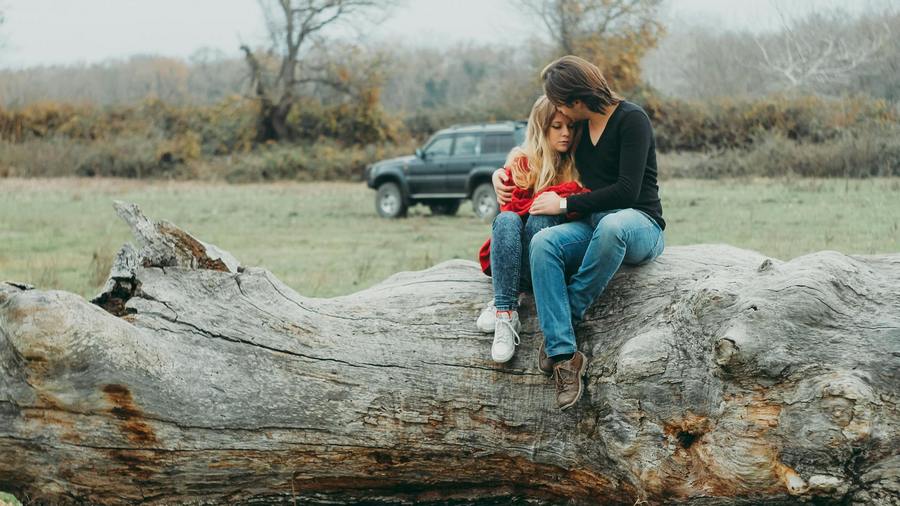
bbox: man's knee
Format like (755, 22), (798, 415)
(529, 227), (560, 260)
(594, 214), (629, 243)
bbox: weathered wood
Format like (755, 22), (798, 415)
(1, 201), (898, 505)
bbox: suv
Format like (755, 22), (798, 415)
(365, 121), (526, 219)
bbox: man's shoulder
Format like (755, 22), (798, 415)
(616, 101), (652, 130)
(617, 101), (649, 119)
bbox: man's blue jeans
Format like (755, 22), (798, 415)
(529, 208), (665, 357)
(491, 212), (566, 311)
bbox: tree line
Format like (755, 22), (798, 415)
(1, 2), (897, 109)
(0, 1), (897, 181)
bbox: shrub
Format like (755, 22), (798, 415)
(0, 135), (183, 179)
(285, 96), (401, 145)
(661, 125), (900, 179)
(217, 139), (415, 183)
(641, 94), (897, 152)
(2, 94), (897, 181)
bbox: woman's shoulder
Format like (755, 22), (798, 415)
(507, 152), (530, 172)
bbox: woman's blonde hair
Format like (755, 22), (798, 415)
(505, 95), (580, 193)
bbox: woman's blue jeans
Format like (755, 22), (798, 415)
(490, 211), (566, 311)
(529, 208), (665, 357)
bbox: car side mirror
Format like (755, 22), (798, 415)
(416, 148), (426, 160)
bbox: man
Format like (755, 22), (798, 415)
(492, 55), (666, 410)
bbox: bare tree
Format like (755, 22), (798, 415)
(642, 27), (771, 99)
(643, 6), (900, 100)
(753, 7), (893, 91)
(520, 0), (661, 53)
(242, 0), (392, 142)
(517, 0), (664, 90)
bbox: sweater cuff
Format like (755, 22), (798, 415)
(566, 194), (588, 214)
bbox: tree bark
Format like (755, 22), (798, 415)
(1, 202), (898, 505)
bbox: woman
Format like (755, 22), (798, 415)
(476, 95), (590, 364)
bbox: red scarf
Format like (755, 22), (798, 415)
(478, 159), (590, 275)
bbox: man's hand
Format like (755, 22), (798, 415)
(492, 169), (514, 206)
(529, 191), (565, 215)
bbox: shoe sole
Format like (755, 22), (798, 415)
(492, 350), (514, 363)
(492, 335), (518, 363)
(559, 354), (588, 410)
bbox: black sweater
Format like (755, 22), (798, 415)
(566, 101), (665, 230)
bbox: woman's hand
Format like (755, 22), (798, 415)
(530, 191), (565, 215)
(492, 168), (514, 206)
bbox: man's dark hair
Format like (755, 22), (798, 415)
(541, 55), (622, 114)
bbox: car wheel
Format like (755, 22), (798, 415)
(375, 182), (407, 218)
(472, 182), (499, 221)
(428, 200), (461, 216)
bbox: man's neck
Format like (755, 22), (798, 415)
(586, 103), (617, 127)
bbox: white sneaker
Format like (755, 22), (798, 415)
(476, 300), (496, 333)
(491, 311), (521, 363)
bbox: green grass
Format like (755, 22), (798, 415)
(1, 177), (898, 299)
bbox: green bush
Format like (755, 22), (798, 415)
(661, 125), (900, 179)
(285, 95), (400, 145)
(0, 101), (146, 142)
(402, 105), (528, 140)
(2, 94), (898, 181)
(0, 135), (191, 179)
(0, 135), (415, 181)
(3, 137), (122, 178)
(218, 140), (415, 183)
(641, 94), (897, 152)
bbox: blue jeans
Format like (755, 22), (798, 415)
(529, 208), (665, 357)
(491, 212), (566, 311)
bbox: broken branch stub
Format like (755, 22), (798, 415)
(91, 201), (242, 316)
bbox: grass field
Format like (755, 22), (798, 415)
(1, 177), (898, 300)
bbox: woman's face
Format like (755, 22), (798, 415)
(547, 111), (574, 152)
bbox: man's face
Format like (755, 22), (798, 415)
(556, 100), (587, 121)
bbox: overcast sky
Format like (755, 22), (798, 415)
(0, 0), (883, 69)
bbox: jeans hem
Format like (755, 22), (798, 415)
(545, 341), (577, 358)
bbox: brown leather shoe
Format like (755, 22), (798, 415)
(553, 351), (588, 410)
(537, 341), (553, 376)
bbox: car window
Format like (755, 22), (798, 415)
(482, 134), (516, 154)
(453, 134), (480, 157)
(424, 136), (453, 157)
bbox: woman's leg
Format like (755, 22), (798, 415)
(519, 214), (567, 292)
(490, 211), (525, 311)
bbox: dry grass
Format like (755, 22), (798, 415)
(2, 177), (898, 299)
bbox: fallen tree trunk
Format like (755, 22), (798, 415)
(1, 202), (898, 505)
